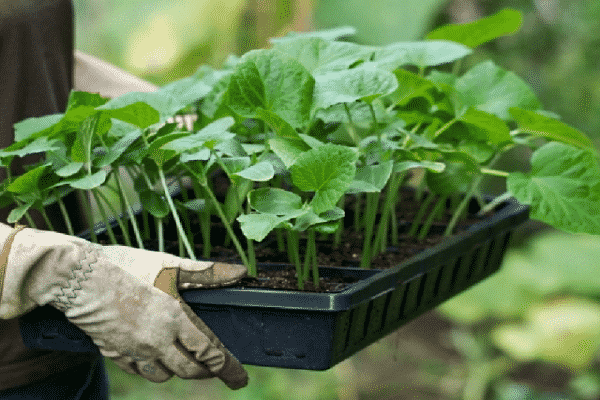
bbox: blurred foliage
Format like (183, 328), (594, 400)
(70, 0), (600, 398)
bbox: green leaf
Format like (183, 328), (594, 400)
(99, 92), (180, 122)
(72, 114), (100, 163)
(158, 75), (213, 108)
(61, 170), (108, 190)
(373, 40), (472, 70)
(269, 26), (357, 44)
(455, 61), (541, 120)
(507, 142), (600, 235)
(272, 37), (373, 75)
(227, 49), (314, 129)
(294, 207), (345, 231)
(96, 129), (142, 168)
(455, 107), (512, 144)
(7, 200), (35, 224)
(147, 132), (190, 167)
(387, 69), (436, 106)
(238, 211), (305, 242)
(248, 188), (303, 215)
(509, 108), (595, 149)
(426, 8), (523, 48)
(105, 102), (160, 129)
(55, 162), (84, 177)
(394, 160), (446, 174)
(426, 161), (474, 196)
(14, 114), (64, 142)
(346, 161), (394, 193)
(179, 198), (206, 212)
(0, 137), (61, 159)
(268, 137), (311, 168)
(235, 161), (275, 181)
(312, 65), (398, 112)
(255, 108), (301, 140)
(6, 163), (51, 193)
(291, 143), (358, 214)
(140, 189), (170, 218)
(66, 91), (109, 110)
(220, 157), (251, 176)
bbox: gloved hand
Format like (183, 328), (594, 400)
(0, 223), (249, 389)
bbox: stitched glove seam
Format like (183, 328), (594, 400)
(51, 242), (102, 311)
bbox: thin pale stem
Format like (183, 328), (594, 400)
(418, 195), (447, 241)
(408, 191), (435, 237)
(91, 189), (118, 245)
(56, 194), (74, 236)
(83, 190), (98, 243)
(94, 186), (132, 247)
(115, 172), (145, 249)
(445, 175), (484, 237)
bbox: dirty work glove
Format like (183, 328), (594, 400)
(0, 223), (249, 389)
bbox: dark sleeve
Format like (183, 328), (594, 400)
(0, 0), (84, 233)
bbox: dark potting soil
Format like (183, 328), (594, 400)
(98, 188), (499, 293)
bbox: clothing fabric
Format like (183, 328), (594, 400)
(0, 0), (109, 394)
(0, 354), (109, 399)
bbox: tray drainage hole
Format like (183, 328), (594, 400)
(264, 349), (283, 357)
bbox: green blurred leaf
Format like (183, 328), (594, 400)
(248, 188), (303, 215)
(235, 161), (275, 181)
(140, 189), (169, 218)
(269, 26), (357, 43)
(426, 8), (523, 48)
(373, 40), (472, 70)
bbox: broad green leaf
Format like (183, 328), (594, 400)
(158, 75), (213, 108)
(6, 163), (52, 193)
(14, 114), (64, 142)
(200, 72), (233, 118)
(7, 200), (35, 224)
(55, 162), (84, 177)
(140, 189), (169, 218)
(298, 134), (324, 149)
(317, 101), (390, 128)
(509, 108), (595, 149)
(227, 49), (314, 129)
(105, 102), (160, 129)
(269, 26), (357, 43)
(426, 8), (523, 48)
(0, 137), (61, 159)
(214, 138), (246, 157)
(162, 117), (236, 153)
(291, 143), (358, 214)
(96, 129), (142, 168)
(426, 161), (475, 196)
(455, 61), (541, 120)
(72, 114), (101, 163)
(147, 132), (190, 167)
(63, 170), (107, 190)
(235, 161), (275, 181)
(507, 142), (600, 235)
(312, 65), (398, 112)
(255, 108), (301, 140)
(455, 107), (512, 144)
(387, 69), (436, 106)
(66, 91), (109, 110)
(248, 188), (303, 215)
(346, 161), (394, 194)
(220, 157), (251, 176)
(238, 211), (306, 242)
(181, 148), (211, 163)
(179, 198), (206, 212)
(99, 92), (180, 121)
(268, 137), (311, 168)
(394, 160), (446, 174)
(373, 40), (472, 70)
(272, 37), (373, 75)
(294, 207), (345, 231)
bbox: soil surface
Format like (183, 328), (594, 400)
(96, 187), (505, 293)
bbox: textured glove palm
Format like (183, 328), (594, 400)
(0, 224), (249, 389)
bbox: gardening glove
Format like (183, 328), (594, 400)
(0, 222), (249, 389)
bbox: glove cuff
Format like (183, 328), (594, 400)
(0, 223), (28, 305)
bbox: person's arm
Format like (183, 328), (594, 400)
(0, 222), (249, 389)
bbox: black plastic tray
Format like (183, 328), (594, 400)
(19, 191), (529, 370)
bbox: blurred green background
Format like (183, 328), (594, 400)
(71, 0), (600, 399)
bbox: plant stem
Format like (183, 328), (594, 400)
(83, 190), (98, 243)
(56, 192), (74, 236)
(344, 103), (360, 146)
(477, 191), (513, 216)
(125, 166), (151, 241)
(432, 118), (457, 140)
(408, 191), (435, 237)
(115, 171), (145, 249)
(334, 195), (345, 249)
(360, 192), (380, 268)
(418, 195), (447, 241)
(157, 217), (164, 253)
(287, 230), (303, 290)
(308, 229), (319, 288)
(94, 186), (132, 247)
(157, 167), (196, 260)
(177, 175), (194, 254)
(371, 173), (404, 258)
(246, 202), (256, 274)
(39, 207), (55, 232)
(353, 194), (361, 233)
(91, 189), (117, 245)
(479, 167), (509, 178)
(192, 180), (212, 259)
(182, 164), (251, 271)
(444, 175), (484, 237)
